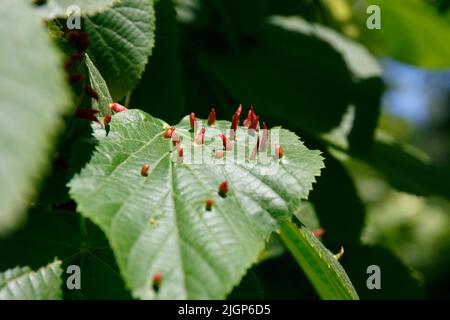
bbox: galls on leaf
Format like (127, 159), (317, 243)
(195, 127), (206, 145)
(75, 108), (101, 126)
(141, 164), (150, 177)
(103, 114), (111, 126)
(207, 108), (216, 126)
(70, 52), (84, 61)
(243, 106), (259, 130)
(218, 181), (228, 198)
(205, 198), (214, 211)
(218, 133), (232, 151)
(152, 273), (162, 292)
(69, 73), (84, 82)
(67, 31), (89, 53)
(85, 85), (99, 101)
(110, 103), (127, 113)
(215, 150), (224, 159)
(178, 146), (184, 160)
(275, 144), (283, 159)
(230, 104), (242, 138)
(248, 135), (260, 160)
(171, 132), (180, 145)
(260, 122), (268, 151)
(312, 228), (326, 238)
(164, 127), (175, 139)
(190, 112), (197, 131)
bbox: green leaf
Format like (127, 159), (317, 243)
(0, 208), (131, 299)
(35, 0), (119, 19)
(347, 78), (384, 154)
(279, 220), (359, 300)
(0, 260), (63, 300)
(368, 0), (450, 68)
(324, 135), (450, 200)
(201, 17), (355, 134)
(69, 109), (324, 299)
(268, 16), (381, 79)
(362, 139), (450, 199)
(0, 0), (71, 235)
(85, 0), (156, 99)
(263, 16), (384, 153)
(85, 54), (113, 115)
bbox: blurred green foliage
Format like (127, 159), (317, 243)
(1, 0), (449, 299)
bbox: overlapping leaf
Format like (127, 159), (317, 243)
(0, 208), (131, 299)
(279, 221), (359, 300)
(85, 54), (113, 115)
(85, 0), (156, 99)
(69, 109), (324, 299)
(368, 0), (450, 68)
(0, 260), (63, 300)
(35, 0), (119, 19)
(0, 0), (71, 234)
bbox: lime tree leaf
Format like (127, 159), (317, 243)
(34, 0), (119, 19)
(279, 220), (359, 300)
(85, 0), (156, 99)
(368, 0), (450, 68)
(266, 16), (383, 153)
(69, 109), (324, 299)
(269, 16), (381, 79)
(85, 54), (113, 115)
(0, 260), (63, 300)
(324, 134), (450, 200)
(0, 0), (71, 235)
(201, 17), (355, 134)
(0, 208), (131, 299)
(362, 139), (450, 199)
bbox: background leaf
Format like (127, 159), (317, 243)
(85, 54), (113, 115)
(69, 109), (324, 299)
(0, 208), (131, 299)
(338, 139), (450, 199)
(35, 0), (119, 19)
(85, 0), (156, 99)
(279, 220), (359, 300)
(0, 260), (63, 300)
(367, 0), (450, 68)
(0, 0), (71, 234)
(201, 19), (354, 134)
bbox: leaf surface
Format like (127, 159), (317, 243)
(279, 220), (359, 300)
(85, 0), (156, 99)
(35, 0), (119, 19)
(0, 260), (63, 300)
(69, 109), (324, 299)
(85, 54), (113, 115)
(0, 0), (71, 234)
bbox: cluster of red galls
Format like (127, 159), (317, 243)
(164, 105), (283, 161)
